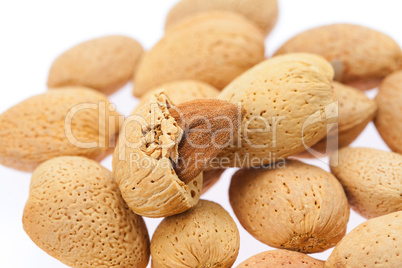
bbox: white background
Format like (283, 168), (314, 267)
(0, 0), (400, 267)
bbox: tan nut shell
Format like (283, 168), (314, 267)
(237, 250), (325, 268)
(275, 24), (402, 90)
(218, 53), (335, 167)
(133, 80), (219, 114)
(133, 11), (265, 97)
(325, 211), (402, 268)
(48, 35), (144, 95)
(133, 80), (222, 194)
(299, 82), (377, 157)
(151, 200), (240, 268)
(112, 91), (202, 217)
(375, 70), (402, 154)
(0, 87), (120, 172)
(23, 156), (150, 268)
(229, 160), (349, 253)
(330, 147), (402, 219)
(165, 0), (278, 36)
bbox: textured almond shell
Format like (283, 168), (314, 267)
(0, 87), (120, 172)
(133, 11), (265, 97)
(229, 160), (350, 253)
(112, 91), (202, 217)
(165, 0), (278, 36)
(275, 24), (402, 90)
(48, 35), (144, 95)
(23, 156), (150, 268)
(237, 249), (325, 268)
(133, 81), (221, 194)
(299, 82), (377, 157)
(151, 200), (240, 268)
(325, 211), (402, 268)
(375, 70), (402, 154)
(133, 80), (219, 114)
(330, 147), (402, 219)
(217, 53), (335, 167)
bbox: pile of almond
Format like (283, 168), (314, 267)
(1, 0), (401, 267)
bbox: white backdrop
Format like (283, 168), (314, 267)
(0, 0), (400, 267)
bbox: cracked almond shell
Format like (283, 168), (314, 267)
(330, 147), (402, 219)
(275, 24), (402, 90)
(150, 200), (240, 268)
(325, 211), (402, 268)
(23, 156), (150, 268)
(229, 160), (349, 253)
(299, 82), (377, 157)
(165, 0), (278, 36)
(133, 80), (219, 114)
(0, 87), (120, 172)
(217, 53), (335, 167)
(375, 70), (402, 154)
(133, 81), (222, 194)
(133, 11), (265, 97)
(237, 249), (325, 268)
(48, 35), (144, 95)
(112, 91), (202, 218)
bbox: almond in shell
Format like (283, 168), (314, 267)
(275, 24), (402, 90)
(133, 11), (265, 97)
(229, 160), (349, 253)
(330, 147), (402, 219)
(0, 87), (120, 172)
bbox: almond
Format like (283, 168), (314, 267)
(229, 160), (349, 253)
(150, 200), (240, 268)
(168, 99), (245, 183)
(375, 70), (402, 154)
(0, 87), (120, 172)
(133, 82), (223, 193)
(217, 53), (335, 168)
(165, 0), (279, 36)
(325, 211), (402, 267)
(23, 156), (150, 267)
(330, 147), (402, 219)
(133, 11), (265, 97)
(238, 249), (325, 268)
(113, 92), (243, 217)
(48, 35), (144, 95)
(299, 82), (377, 157)
(274, 24), (402, 90)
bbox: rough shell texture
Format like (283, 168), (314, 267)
(275, 24), (402, 90)
(0, 87), (120, 172)
(330, 147), (402, 219)
(237, 249), (325, 268)
(325, 211), (402, 268)
(229, 160), (349, 253)
(299, 82), (377, 157)
(23, 156), (150, 268)
(133, 11), (265, 97)
(133, 80), (219, 114)
(375, 70), (402, 154)
(151, 200), (240, 268)
(112, 91), (202, 217)
(217, 53), (335, 167)
(48, 35), (144, 95)
(165, 0), (278, 36)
